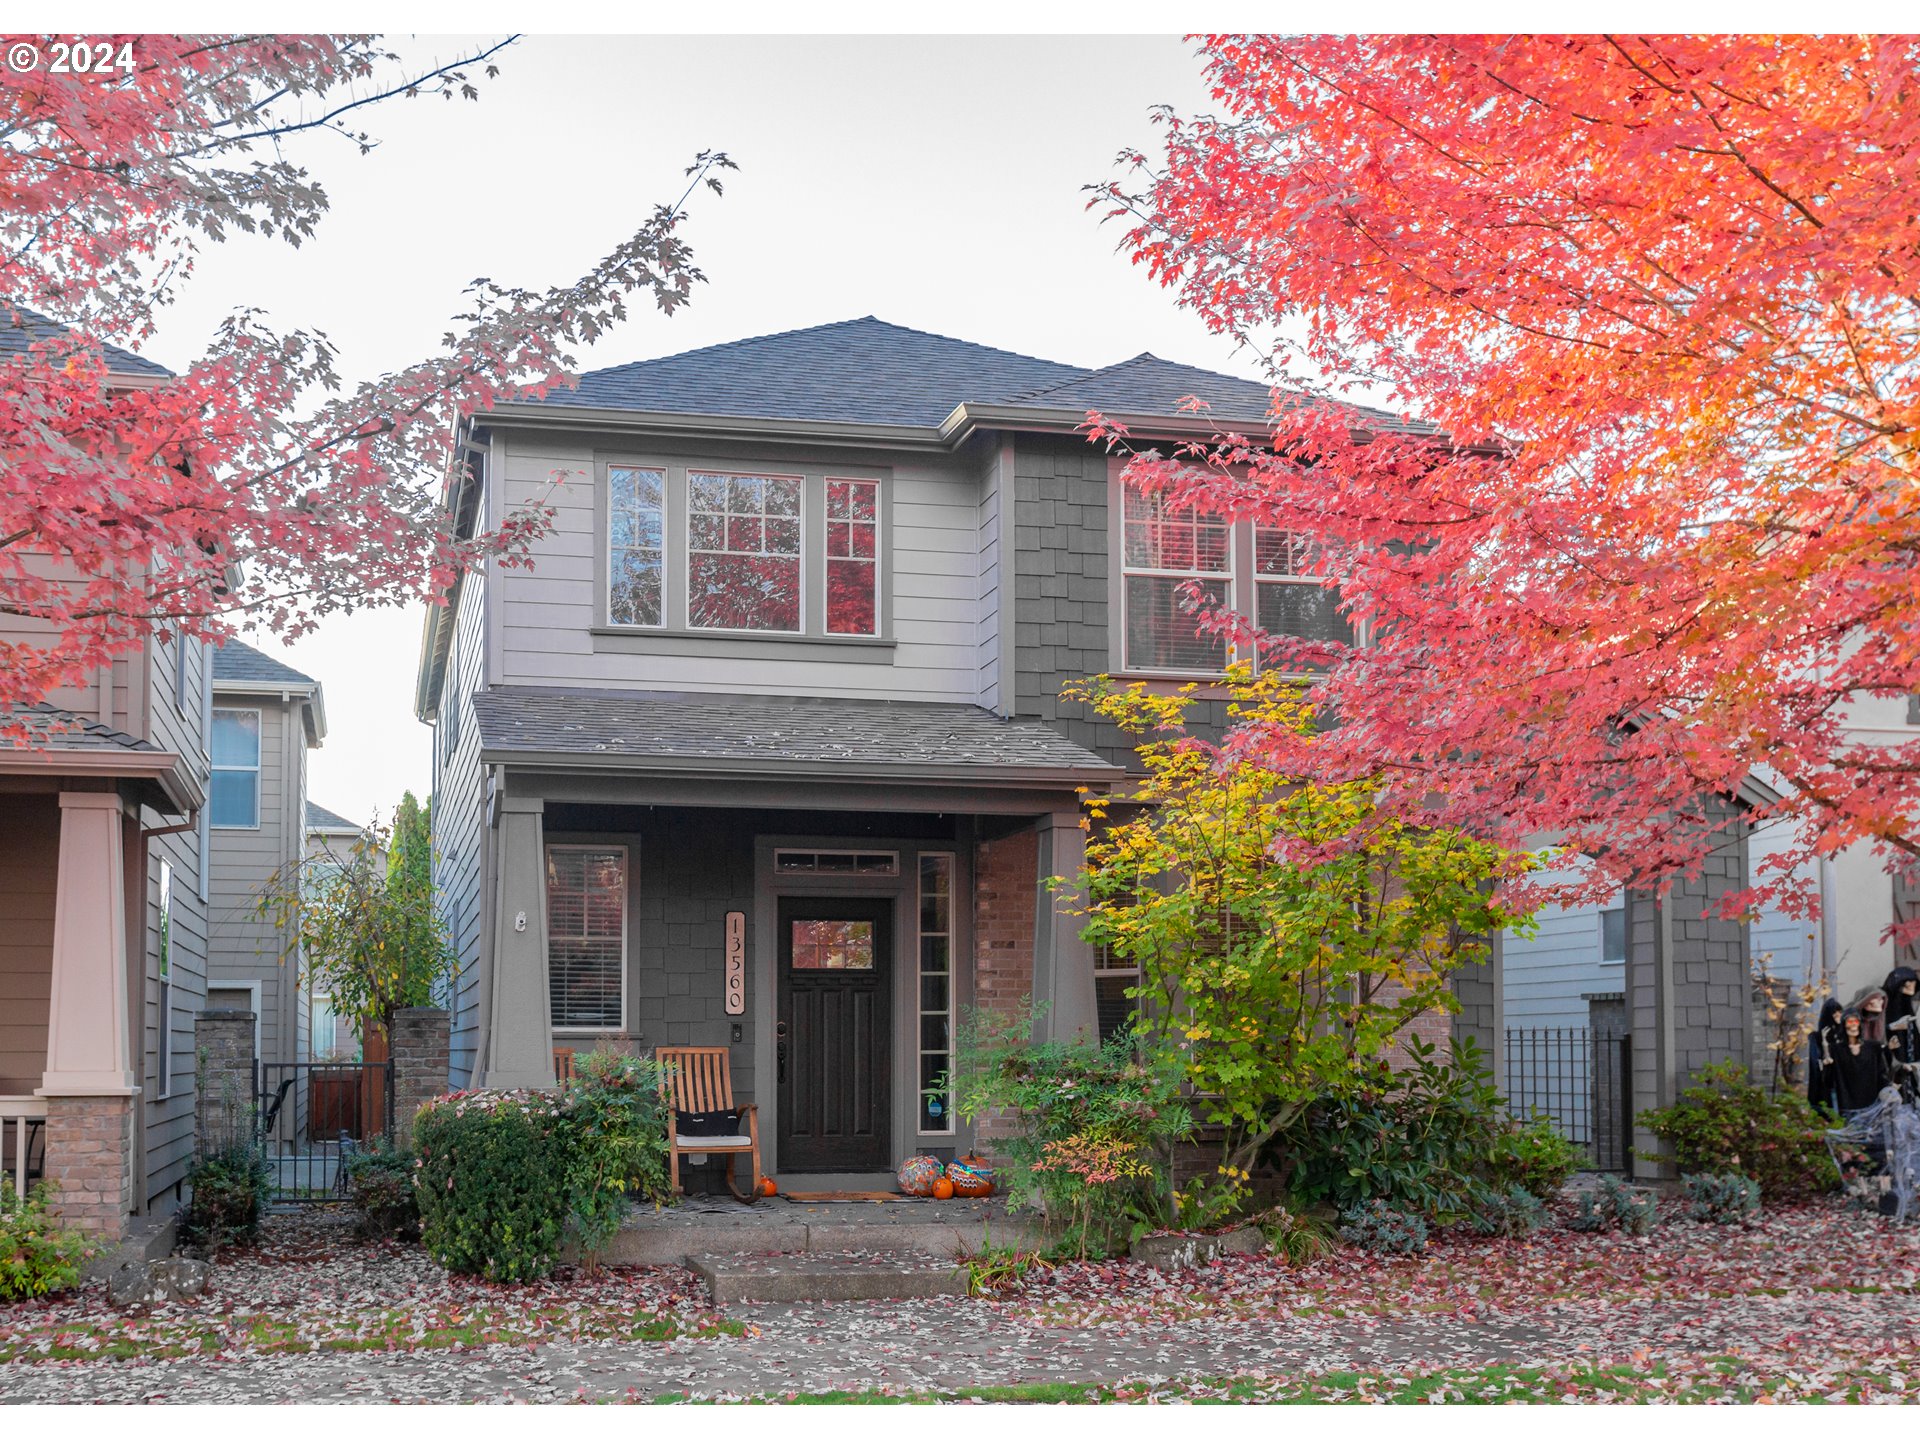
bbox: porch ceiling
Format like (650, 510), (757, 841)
(471, 686), (1124, 788)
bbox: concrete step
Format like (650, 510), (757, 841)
(594, 1196), (1040, 1267)
(689, 1249), (970, 1304)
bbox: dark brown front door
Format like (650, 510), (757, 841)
(777, 896), (891, 1172)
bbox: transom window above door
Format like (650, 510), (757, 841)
(603, 461), (887, 639)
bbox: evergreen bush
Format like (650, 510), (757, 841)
(1684, 1171), (1762, 1225)
(1338, 1198), (1429, 1255)
(413, 1090), (577, 1281)
(1639, 1060), (1838, 1201)
(0, 1185), (93, 1300)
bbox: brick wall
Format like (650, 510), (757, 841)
(391, 1006), (450, 1148)
(193, 1008), (255, 1152)
(972, 825), (1037, 1150)
(41, 1094), (133, 1237)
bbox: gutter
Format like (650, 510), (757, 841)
(477, 746), (1124, 789)
(0, 747), (205, 815)
(211, 677), (328, 746)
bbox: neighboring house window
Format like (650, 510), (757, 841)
(545, 844), (627, 1031)
(310, 990), (356, 1061)
(1601, 905), (1627, 965)
(210, 708), (261, 827)
(609, 465), (666, 626)
(1255, 527), (1357, 649)
(156, 859), (174, 1098)
(173, 627), (188, 715)
(918, 853), (955, 1134)
(825, 478), (880, 636)
(1121, 484), (1232, 673)
(686, 471), (802, 633)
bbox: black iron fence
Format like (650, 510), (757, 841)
(257, 1059), (393, 1202)
(1503, 1027), (1633, 1172)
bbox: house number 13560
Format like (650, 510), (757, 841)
(724, 911), (746, 1016)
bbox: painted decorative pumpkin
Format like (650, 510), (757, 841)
(947, 1161), (994, 1197)
(932, 1176), (956, 1201)
(756, 1176), (778, 1198)
(896, 1154), (943, 1197)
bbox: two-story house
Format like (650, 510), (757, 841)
(203, 639), (331, 1067)
(2, 310), (213, 1238)
(415, 316), (1771, 1186)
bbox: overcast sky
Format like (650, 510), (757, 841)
(145, 34), (1255, 825)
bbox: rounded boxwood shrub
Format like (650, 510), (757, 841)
(413, 1090), (578, 1281)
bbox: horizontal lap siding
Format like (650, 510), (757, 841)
(1502, 901), (1620, 1030)
(0, 796), (59, 1086)
(493, 438), (992, 704)
(1746, 819), (1818, 988)
(207, 699), (299, 1064)
(436, 561), (488, 1089)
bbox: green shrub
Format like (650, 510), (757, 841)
(1639, 1060), (1839, 1201)
(1567, 1175), (1659, 1236)
(184, 1141), (272, 1250)
(0, 1185), (94, 1300)
(1286, 1037), (1505, 1223)
(1486, 1115), (1583, 1200)
(1684, 1171), (1762, 1226)
(1468, 1185), (1547, 1238)
(1338, 1198), (1429, 1255)
(413, 1089), (577, 1282)
(951, 1014), (1190, 1259)
(564, 1050), (674, 1267)
(343, 1143), (420, 1240)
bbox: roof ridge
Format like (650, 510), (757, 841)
(570, 315), (1087, 388)
(997, 351), (1174, 403)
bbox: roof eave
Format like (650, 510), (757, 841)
(0, 748), (204, 815)
(475, 401), (951, 454)
(477, 745), (1124, 789)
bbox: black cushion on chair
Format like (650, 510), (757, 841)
(674, 1108), (739, 1138)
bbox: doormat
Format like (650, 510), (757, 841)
(779, 1190), (920, 1204)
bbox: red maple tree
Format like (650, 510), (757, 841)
(1, 34), (729, 720)
(1095, 34), (1920, 927)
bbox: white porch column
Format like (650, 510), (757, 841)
(40, 792), (137, 1096)
(1033, 812), (1098, 1043)
(479, 796), (555, 1089)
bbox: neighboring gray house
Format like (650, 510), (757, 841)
(204, 639), (327, 1067)
(303, 799), (365, 1061)
(414, 316), (1764, 1184)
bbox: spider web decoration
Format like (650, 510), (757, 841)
(1827, 1089), (1920, 1223)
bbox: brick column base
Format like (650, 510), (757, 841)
(41, 1093), (133, 1239)
(390, 1006), (451, 1149)
(972, 827), (1037, 1156)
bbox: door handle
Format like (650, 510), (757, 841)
(776, 1020), (788, 1082)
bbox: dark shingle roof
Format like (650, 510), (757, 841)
(2, 704), (163, 753)
(212, 638), (318, 689)
(535, 316), (1087, 427)
(1001, 353), (1426, 432)
(0, 304), (173, 380)
(306, 800), (358, 831)
(470, 686), (1122, 779)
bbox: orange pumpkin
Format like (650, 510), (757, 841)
(932, 1176), (955, 1201)
(756, 1176), (778, 1197)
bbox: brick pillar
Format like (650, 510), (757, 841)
(40, 1095), (133, 1237)
(972, 826), (1037, 1153)
(194, 1010), (256, 1153)
(390, 1006), (450, 1149)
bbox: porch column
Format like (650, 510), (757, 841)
(479, 796), (555, 1089)
(1033, 812), (1097, 1043)
(38, 791), (138, 1237)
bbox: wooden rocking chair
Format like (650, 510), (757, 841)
(656, 1045), (761, 1203)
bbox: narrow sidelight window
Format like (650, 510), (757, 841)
(1121, 482), (1232, 673)
(545, 845), (627, 1031)
(209, 708), (261, 827)
(918, 853), (955, 1134)
(824, 478), (879, 635)
(156, 859), (174, 1098)
(686, 471), (802, 632)
(609, 466), (666, 626)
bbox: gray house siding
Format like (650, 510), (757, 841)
(1009, 434), (1230, 767)
(0, 795), (60, 1087)
(205, 696), (301, 1066)
(486, 429), (997, 706)
(436, 555), (490, 1088)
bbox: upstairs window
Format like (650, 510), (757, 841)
(825, 478), (879, 635)
(1255, 527), (1357, 650)
(1121, 485), (1232, 673)
(687, 471), (802, 633)
(210, 708), (261, 828)
(609, 466), (666, 627)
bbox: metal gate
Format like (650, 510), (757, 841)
(257, 1059), (394, 1201)
(1503, 1027), (1633, 1172)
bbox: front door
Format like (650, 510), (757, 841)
(777, 896), (892, 1172)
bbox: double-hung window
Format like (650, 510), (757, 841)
(687, 471), (803, 633)
(545, 844), (627, 1032)
(1255, 527), (1357, 649)
(210, 708), (261, 828)
(609, 466), (666, 627)
(1121, 485), (1233, 673)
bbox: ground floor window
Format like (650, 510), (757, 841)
(918, 852), (955, 1134)
(545, 844), (628, 1031)
(1095, 941), (1141, 1044)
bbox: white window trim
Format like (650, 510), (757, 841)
(917, 851), (956, 1137)
(156, 858), (175, 1099)
(1599, 905), (1628, 966)
(1119, 489), (1238, 679)
(683, 468), (807, 638)
(606, 464), (668, 630)
(822, 475), (883, 639)
(209, 706), (262, 830)
(546, 842), (630, 1036)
